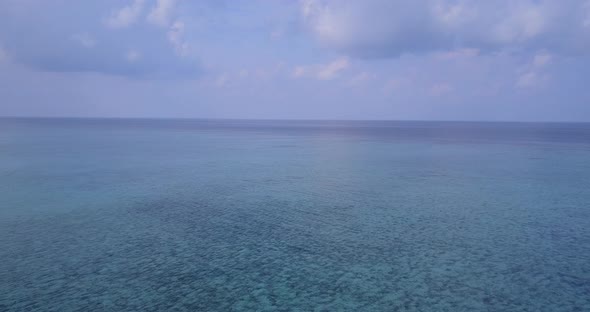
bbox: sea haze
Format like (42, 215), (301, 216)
(1, 118), (590, 311)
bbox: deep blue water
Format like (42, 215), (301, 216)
(1, 118), (590, 311)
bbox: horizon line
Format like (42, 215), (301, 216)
(1, 115), (589, 124)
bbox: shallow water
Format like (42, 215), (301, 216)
(1, 118), (590, 311)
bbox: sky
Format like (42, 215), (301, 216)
(1, 0), (590, 121)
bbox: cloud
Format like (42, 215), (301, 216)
(215, 73), (229, 87)
(104, 0), (145, 29)
(0, 1), (200, 79)
(0, 45), (8, 63)
(347, 71), (376, 86)
(71, 33), (97, 48)
(126, 50), (141, 62)
(147, 0), (177, 27)
(533, 52), (552, 67)
(144, 1), (190, 58)
(167, 20), (189, 56)
(238, 69), (249, 78)
(585, 1), (590, 28)
(301, 0), (590, 58)
(292, 57), (350, 80)
(318, 57), (350, 80)
(517, 51), (552, 88)
(207, 62), (288, 87)
(270, 28), (285, 40)
(435, 48), (479, 61)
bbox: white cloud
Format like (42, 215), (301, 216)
(270, 28), (284, 40)
(104, 0), (145, 29)
(147, 0), (177, 27)
(435, 48), (479, 61)
(533, 51), (552, 67)
(517, 71), (543, 88)
(293, 57), (350, 80)
(168, 20), (189, 56)
(215, 73), (229, 87)
(254, 62), (286, 80)
(347, 71), (376, 86)
(238, 69), (249, 78)
(489, 3), (547, 44)
(317, 57), (349, 80)
(104, 0), (186, 59)
(145, 1), (188, 57)
(301, 0), (590, 58)
(71, 33), (96, 48)
(584, 1), (590, 27)
(126, 50), (141, 62)
(292, 66), (307, 78)
(517, 51), (552, 88)
(0, 45), (9, 63)
(209, 63), (287, 87)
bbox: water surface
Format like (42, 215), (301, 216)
(1, 118), (590, 311)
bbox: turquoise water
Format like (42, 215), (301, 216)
(1, 118), (590, 311)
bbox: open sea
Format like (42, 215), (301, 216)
(1, 118), (590, 311)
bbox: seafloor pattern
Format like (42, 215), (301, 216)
(1, 119), (590, 311)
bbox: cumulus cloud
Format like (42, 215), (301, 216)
(104, 0), (145, 29)
(147, 0), (177, 27)
(216, 74), (230, 87)
(0, 45), (8, 63)
(143, 1), (190, 58)
(301, 0), (590, 58)
(292, 57), (350, 80)
(0, 1), (200, 79)
(126, 50), (141, 62)
(435, 48), (479, 60)
(585, 1), (590, 28)
(71, 33), (97, 48)
(533, 52), (552, 67)
(347, 71), (377, 86)
(167, 20), (190, 56)
(517, 51), (552, 88)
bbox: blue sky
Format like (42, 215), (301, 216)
(1, 0), (589, 121)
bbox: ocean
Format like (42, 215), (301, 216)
(1, 118), (589, 311)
